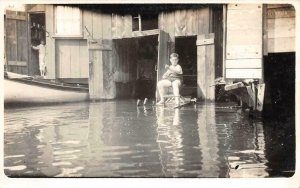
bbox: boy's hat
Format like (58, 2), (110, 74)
(170, 53), (179, 58)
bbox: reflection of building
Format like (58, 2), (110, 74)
(156, 107), (184, 177)
(224, 118), (268, 177)
(196, 104), (222, 177)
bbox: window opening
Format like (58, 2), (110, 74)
(132, 13), (158, 31)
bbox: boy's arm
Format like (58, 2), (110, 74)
(167, 65), (183, 74)
(31, 45), (39, 50)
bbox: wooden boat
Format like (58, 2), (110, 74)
(224, 81), (265, 112)
(4, 72), (89, 106)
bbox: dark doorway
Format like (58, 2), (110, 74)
(134, 35), (158, 101)
(29, 13), (46, 76)
(263, 52), (295, 119)
(113, 35), (158, 99)
(175, 36), (197, 97)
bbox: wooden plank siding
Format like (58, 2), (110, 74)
(45, 5), (56, 79)
(158, 11), (175, 52)
(225, 4), (263, 80)
(266, 5), (295, 53)
(112, 14), (132, 38)
(5, 12), (29, 75)
(42, 5), (222, 100)
(102, 13), (116, 98)
(197, 33), (215, 100)
(87, 10), (117, 99)
(159, 7), (211, 37)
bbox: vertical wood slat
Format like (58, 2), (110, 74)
(168, 12), (175, 53)
(45, 5), (55, 79)
(70, 40), (80, 78)
(83, 10), (93, 39)
(197, 7), (211, 35)
(79, 40), (89, 78)
(92, 11), (102, 39)
(102, 13), (116, 99)
(225, 4), (263, 80)
(186, 9), (197, 36)
(175, 9), (187, 36)
(56, 39), (88, 78)
(156, 30), (170, 101)
(197, 33), (215, 100)
(123, 15), (132, 38)
(6, 20), (17, 61)
(159, 12), (175, 52)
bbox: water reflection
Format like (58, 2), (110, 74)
(197, 104), (223, 177)
(4, 101), (294, 177)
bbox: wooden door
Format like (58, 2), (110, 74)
(88, 39), (115, 100)
(225, 4), (263, 80)
(156, 30), (170, 101)
(5, 10), (28, 74)
(197, 33), (215, 100)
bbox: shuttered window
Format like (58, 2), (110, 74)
(55, 6), (82, 36)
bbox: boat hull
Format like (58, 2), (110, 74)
(4, 78), (89, 105)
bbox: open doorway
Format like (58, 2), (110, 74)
(135, 35), (158, 102)
(113, 35), (158, 99)
(175, 36), (197, 97)
(29, 13), (46, 76)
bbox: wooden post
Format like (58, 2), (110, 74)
(197, 33), (215, 101)
(88, 39), (113, 100)
(44, 5), (56, 79)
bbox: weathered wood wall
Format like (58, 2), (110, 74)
(43, 5), (221, 100)
(5, 11), (28, 75)
(225, 4), (263, 80)
(266, 5), (295, 53)
(55, 39), (88, 78)
(158, 7), (217, 100)
(197, 33), (215, 100)
(86, 10), (116, 99)
(45, 5), (56, 79)
(26, 4), (45, 12)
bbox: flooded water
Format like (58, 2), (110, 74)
(4, 100), (295, 177)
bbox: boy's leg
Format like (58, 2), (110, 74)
(172, 80), (182, 105)
(143, 98), (148, 105)
(157, 79), (172, 104)
(137, 99), (141, 106)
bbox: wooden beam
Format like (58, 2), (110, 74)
(226, 68), (262, 79)
(196, 37), (214, 46)
(197, 33), (215, 101)
(267, 7), (295, 19)
(7, 61), (27, 66)
(5, 10), (26, 20)
(45, 5), (56, 79)
(132, 29), (159, 37)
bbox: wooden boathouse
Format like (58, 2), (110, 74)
(4, 4), (296, 112)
